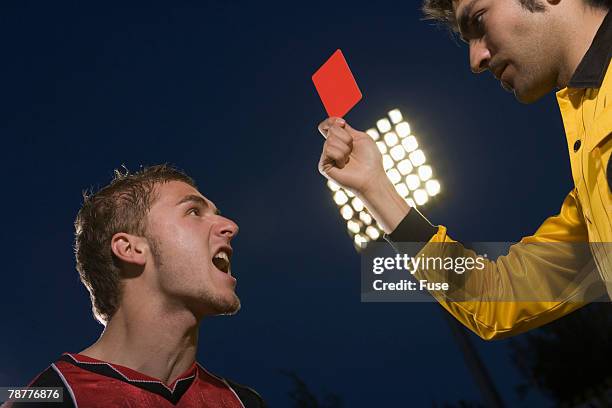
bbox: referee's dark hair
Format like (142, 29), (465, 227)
(422, 0), (611, 32)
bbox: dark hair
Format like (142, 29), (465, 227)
(422, 0), (611, 32)
(74, 164), (196, 325)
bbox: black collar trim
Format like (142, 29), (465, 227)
(568, 10), (612, 88)
(57, 354), (196, 405)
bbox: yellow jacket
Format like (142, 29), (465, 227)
(385, 11), (612, 340)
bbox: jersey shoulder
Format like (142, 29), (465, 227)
(5, 364), (75, 408)
(225, 378), (267, 408)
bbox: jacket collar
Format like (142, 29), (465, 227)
(568, 10), (612, 89)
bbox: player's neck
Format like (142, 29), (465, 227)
(557, 7), (608, 88)
(80, 300), (200, 385)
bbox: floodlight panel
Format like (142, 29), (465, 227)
(395, 182), (409, 198)
(366, 128), (380, 141)
(347, 220), (361, 234)
(383, 154), (394, 170)
(397, 159), (413, 175)
(326, 108), (441, 251)
(418, 165), (433, 181)
(402, 136), (418, 152)
(327, 180), (341, 192)
(390, 145), (406, 161)
(406, 174), (420, 190)
(384, 132), (399, 147)
(395, 121), (411, 137)
(366, 226), (381, 240)
(387, 168), (401, 184)
(341, 205), (354, 220)
(359, 211), (372, 225)
(388, 109), (403, 124)
(376, 118), (392, 133)
(426, 179), (441, 196)
(409, 149), (426, 167)
(334, 190), (348, 205)
(414, 189), (429, 206)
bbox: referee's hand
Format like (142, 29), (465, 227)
(317, 117), (385, 197)
(317, 117), (411, 233)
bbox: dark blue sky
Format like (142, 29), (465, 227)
(0, 2), (572, 406)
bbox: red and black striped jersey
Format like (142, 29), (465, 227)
(6, 353), (265, 408)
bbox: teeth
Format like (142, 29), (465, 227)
(214, 251), (229, 261)
(212, 250), (231, 274)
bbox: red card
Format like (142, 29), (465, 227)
(312, 49), (362, 117)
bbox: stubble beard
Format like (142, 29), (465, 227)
(147, 233), (241, 317)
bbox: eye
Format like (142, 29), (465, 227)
(473, 12), (485, 32)
(187, 207), (201, 216)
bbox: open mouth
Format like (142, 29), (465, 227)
(212, 250), (231, 274)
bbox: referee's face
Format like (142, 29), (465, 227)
(454, 0), (564, 103)
(145, 181), (241, 318)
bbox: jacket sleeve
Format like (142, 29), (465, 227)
(384, 189), (606, 340)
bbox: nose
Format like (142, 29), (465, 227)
(469, 39), (491, 74)
(216, 216), (239, 240)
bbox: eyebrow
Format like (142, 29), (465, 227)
(176, 194), (221, 215)
(457, 0), (478, 42)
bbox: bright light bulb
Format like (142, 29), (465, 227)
(327, 180), (341, 191)
(388, 109), (403, 124)
(407, 198), (416, 208)
(366, 128), (380, 141)
(390, 145), (406, 161)
(402, 136), (418, 152)
(395, 182), (409, 198)
(414, 189), (429, 206)
(406, 174), (420, 190)
(418, 165), (433, 181)
(383, 154), (394, 170)
(352, 197), (364, 212)
(341, 204), (354, 220)
(426, 179), (441, 196)
(366, 226), (381, 240)
(347, 220), (361, 234)
(384, 132), (399, 147)
(359, 211), (372, 225)
(376, 141), (388, 154)
(376, 118), (392, 133)
(409, 149), (426, 166)
(354, 234), (368, 247)
(387, 168), (401, 184)
(346, 190), (355, 198)
(395, 121), (411, 138)
(334, 190), (348, 206)
(397, 159), (413, 175)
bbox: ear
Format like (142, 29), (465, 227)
(111, 232), (147, 267)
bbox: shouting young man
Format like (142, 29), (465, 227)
(9, 165), (265, 407)
(317, 0), (611, 339)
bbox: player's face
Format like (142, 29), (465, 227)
(454, 0), (561, 103)
(144, 181), (240, 318)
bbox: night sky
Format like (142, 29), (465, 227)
(0, 2), (573, 406)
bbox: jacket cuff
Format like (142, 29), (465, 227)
(384, 207), (437, 244)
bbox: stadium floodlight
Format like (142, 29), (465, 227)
(376, 118), (392, 133)
(326, 108), (442, 250)
(384, 132), (399, 147)
(388, 109), (403, 124)
(418, 165), (433, 181)
(366, 128), (380, 141)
